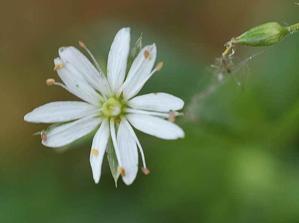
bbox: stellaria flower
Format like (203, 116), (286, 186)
(24, 27), (185, 185)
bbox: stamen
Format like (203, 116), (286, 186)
(78, 40), (104, 74)
(53, 63), (64, 71)
(141, 167), (150, 175)
(168, 111), (177, 123)
(144, 50), (151, 59)
(155, 61), (164, 71)
(118, 166), (126, 176)
(46, 78), (56, 86)
(41, 130), (47, 142)
(45, 78), (68, 91)
(91, 148), (99, 157)
(78, 40), (87, 49)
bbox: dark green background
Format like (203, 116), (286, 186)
(0, 0), (299, 222)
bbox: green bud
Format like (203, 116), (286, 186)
(107, 141), (120, 187)
(232, 22), (289, 47)
(130, 33), (143, 59)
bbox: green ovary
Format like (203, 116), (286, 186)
(101, 97), (125, 118)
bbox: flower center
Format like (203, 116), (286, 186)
(101, 97), (124, 118)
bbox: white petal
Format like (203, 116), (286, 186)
(59, 47), (111, 96)
(122, 44), (157, 99)
(107, 27), (130, 92)
(54, 58), (101, 105)
(90, 120), (109, 184)
(127, 114), (184, 140)
(126, 108), (171, 118)
(123, 119), (148, 170)
(117, 119), (138, 185)
(24, 101), (97, 123)
(42, 116), (101, 148)
(128, 93), (184, 112)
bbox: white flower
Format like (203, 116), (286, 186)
(24, 27), (185, 185)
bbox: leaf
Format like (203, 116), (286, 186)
(107, 141), (120, 187)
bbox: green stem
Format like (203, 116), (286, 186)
(287, 22), (299, 34)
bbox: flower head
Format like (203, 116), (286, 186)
(24, 27), (185, 185)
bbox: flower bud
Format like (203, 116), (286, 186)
(232, 22), (289, 47)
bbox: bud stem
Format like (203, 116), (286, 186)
(287, 22), (299, 34)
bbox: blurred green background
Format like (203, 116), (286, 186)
(1, 0), (299, 222)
